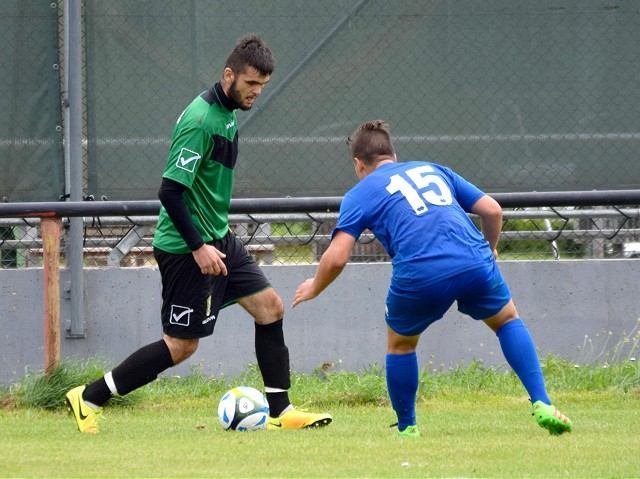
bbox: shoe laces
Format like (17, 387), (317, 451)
(552, 408), (570, 424)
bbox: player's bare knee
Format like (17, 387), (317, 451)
(499, 301), (519, 322)
(270, 293), (285, 320)
(256, 291), (284, 325)
(163, 336), (199, 364)
(484, 300), (519, 332)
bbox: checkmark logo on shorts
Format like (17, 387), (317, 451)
(170, 304), (193, 326)
(175, 148), (201, 173)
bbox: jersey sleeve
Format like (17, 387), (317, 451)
(443, 167), (486, 212)
(162, 122), (212, 189)
(157, 178), (204, 250)
(333, 191), (367, 240)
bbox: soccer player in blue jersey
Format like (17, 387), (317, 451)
(292, 120), (572, 437)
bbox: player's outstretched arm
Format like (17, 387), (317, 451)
(470, 194), (503, 255)
(292, 230), (356, 308)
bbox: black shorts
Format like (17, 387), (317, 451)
(154, 232), (271, 339)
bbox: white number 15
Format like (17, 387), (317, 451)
(385, 165), (452, 215)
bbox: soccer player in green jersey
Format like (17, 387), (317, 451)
(67, 34), (331, 433)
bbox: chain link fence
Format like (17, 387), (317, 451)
(1, 1), (639, 266)
(2, 205), (640, 268)
(0, 1), (64, 202)
(79, 0), (640, 200)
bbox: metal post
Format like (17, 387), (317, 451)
(64, 0), (85, 337)
(107, 225), (153, 266)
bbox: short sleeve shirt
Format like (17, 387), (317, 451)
(335, 161), (494, 292)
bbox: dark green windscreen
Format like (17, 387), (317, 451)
(0, 1), (63, 201)
(6, 1), (638, 201)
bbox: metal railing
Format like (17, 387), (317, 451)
(2, 190), (640, 267)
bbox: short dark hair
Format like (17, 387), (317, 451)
(346, 120), (395, 165)
(225, 34), (275, 76)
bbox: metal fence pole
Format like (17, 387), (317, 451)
(64, 0), (85, 337)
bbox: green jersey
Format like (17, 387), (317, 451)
(153, 84), (238, 253)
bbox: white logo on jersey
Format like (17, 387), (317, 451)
(175, 148), (201, 173)
(225, 120), (235, 130)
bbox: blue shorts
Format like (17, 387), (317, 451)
(385, 261), (511, 336)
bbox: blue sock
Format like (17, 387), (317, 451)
(496, 319), (551, 404)
(386, 352), (418, 430)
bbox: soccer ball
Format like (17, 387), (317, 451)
(217, 386), (269, 431)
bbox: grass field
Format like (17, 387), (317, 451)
(1, 359), (639, 478)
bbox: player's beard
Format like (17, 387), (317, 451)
(229, 79), (252, 111)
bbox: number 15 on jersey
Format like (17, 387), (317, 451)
(386, 165), (453, 215)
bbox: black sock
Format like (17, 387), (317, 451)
(83, 340), (174, 406)
(255, 319), (291, 417)
(82, 377), (111, 407)
(265, 391), (290, 417)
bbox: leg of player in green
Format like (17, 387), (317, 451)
(238, 290), (332, 430)
(68, 289), (331, 433)
(67, 337), (188, 433)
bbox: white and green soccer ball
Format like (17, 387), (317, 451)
(217, 386), (269, 431)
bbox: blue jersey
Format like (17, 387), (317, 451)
(335, 161), (494, 294)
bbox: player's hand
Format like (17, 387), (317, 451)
(192, 244), (227, 276)
(492, 248), (499, 259)
(291, 278), (318, 308)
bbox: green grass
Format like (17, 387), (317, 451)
(1, 358), (639, 478)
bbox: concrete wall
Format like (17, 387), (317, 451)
(1, 261), (639, 386)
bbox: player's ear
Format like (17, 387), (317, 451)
(222, 67), (235, 84)
(352, 157), (366, 177)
